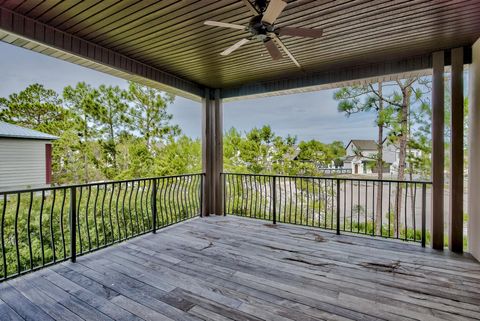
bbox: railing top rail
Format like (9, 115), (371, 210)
(0, 173), (205, 195)
(222, 172), (432, 185)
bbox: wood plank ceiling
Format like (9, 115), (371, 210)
(1, 0), (480, 90)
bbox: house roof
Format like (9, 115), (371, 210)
(346, 140), (378, 151)
(0, 121), (59, 141)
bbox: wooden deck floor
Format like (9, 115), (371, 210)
(0, 215), (479, 321)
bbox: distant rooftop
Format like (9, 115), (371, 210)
(346, 139), (378, 151)
(0, 121), (58, 141)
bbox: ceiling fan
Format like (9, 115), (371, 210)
(203, 0), (323, 69)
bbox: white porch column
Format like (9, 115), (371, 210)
(468, 39), (480, 260)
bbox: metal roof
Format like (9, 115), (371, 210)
(0, 1), (479, 100)
(0, 121), (59, 141)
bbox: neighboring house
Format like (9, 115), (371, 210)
(342, 139), (394, 175)
(0, 121), (58, 191)
(342, 139), (422, 175)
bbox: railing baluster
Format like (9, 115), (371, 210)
(422, 183), (427, 247)
(60, 189), (67, 260)
(1, 194), (6, 279)
(336, 179), (340, 235)
(77, 187), (83, 252)
(93, 185), (100, 248)
(152, 179), (157, 233)
(50, 190), (57, 263)
(39, 191), (45, 266)
(122, 182), (128, 238)
(223, 174), (227, 216)
(272, 176), (276, 225)
(27, 192), (33, 269)
(200, 174), (204, 216)
(85, 186), (92, 251)
(101, 183), (107, 246)
(70, 187), (77, 263)
(108, 183), (115, 243)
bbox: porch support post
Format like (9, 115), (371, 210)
(431, 50), (445, 250)
(202, 88), (223, 216)
(449, 47), (464, 253)
(468, 39), (480, 261)
(213, 89), (224, 215)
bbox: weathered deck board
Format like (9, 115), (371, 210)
(0, 215), (479, 321)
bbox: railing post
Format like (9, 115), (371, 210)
(422, 183), (427, 247)
(336, 179), (340, 235)
(272, 176), (276, 224)
(69, 187), (76, 263)
(152, 179), (157, 233)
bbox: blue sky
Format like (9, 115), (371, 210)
(0, 42), (377, 143)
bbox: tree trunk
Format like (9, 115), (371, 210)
(83, 113), (89, 183)
(394, 83), (411, 237)
(375, 82), (384, 235)
(109, 120), (117, 171)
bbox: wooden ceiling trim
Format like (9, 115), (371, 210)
(144, 0), (476, 67)
(0, 6), (205, 99)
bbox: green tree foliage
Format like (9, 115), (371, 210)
(0, 84), (71, 135)
(223, 125), (345, 175)
(127, 81), (179, 148)
(63, 82), (102, 182)
(96, 85), (130, 178)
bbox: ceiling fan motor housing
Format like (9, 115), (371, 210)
(247, 15), (275, 41)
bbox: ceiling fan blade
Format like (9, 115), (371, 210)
(263, 39), (282, 60)
(221, 38), (250, 56)
(262, 0), (287, 25)
(271, 34), (301, 68)
(278, 27), (323, 38)
(204, 21), (245, 30)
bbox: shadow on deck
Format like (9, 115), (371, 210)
(0, 215), (479, 321)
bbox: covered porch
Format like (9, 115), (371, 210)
(0, 0), (480, 320)
(1, 215), (479, 321)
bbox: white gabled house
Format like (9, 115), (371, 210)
(342, 139), (422, 175)
(0, 121), (58, 191)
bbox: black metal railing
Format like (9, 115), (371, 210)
(223, 173), (431, 246)
(0, 173), (203, 281)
